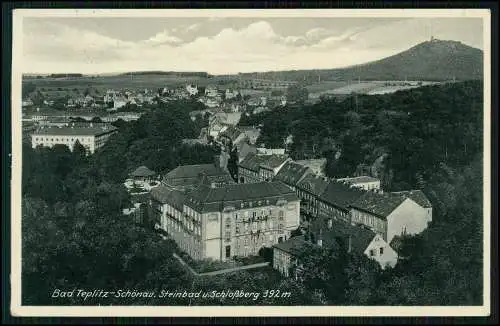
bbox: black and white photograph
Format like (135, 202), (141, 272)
(10, 9), (491, 317)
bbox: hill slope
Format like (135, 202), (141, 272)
(238, 39), (483, 82)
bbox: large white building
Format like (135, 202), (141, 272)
(337, 176), (381, 191)
(31, 125), (118, 154)
(150, 181), (301, 261)
(349, 190), (432, 243)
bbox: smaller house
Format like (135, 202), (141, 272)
(218, 126), (246, 148)
(235, 142), (257, 163)
(186, 84), (199, 96)
(205, 85), (218, 97)
(311, 217), (398, 269)
(239, 126), (261, 145)
(273, 161), (311, 192)
(337, 176), (381, 191)
(272, 235), (314, 278)
(237, 153), (290, 184)
(129, 166), (157, 184)
(225, 89), (239, 100)
(257, 148), (286, 155)
(113, 97), (128, 110)
(296, 158), (327, 177)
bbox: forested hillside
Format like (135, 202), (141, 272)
(240, 80), (483, 191)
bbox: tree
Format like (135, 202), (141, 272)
(286, 84), (309, 104)
(227, 143), (239, 181)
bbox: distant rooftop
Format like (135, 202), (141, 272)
(130, 166), (156, 178)
(272, 235), (316, 256)
(337, 176), (380, 184)
(32, 125), (117, 136)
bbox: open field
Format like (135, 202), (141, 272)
(23, 74), (217, 94)
(307, 80), (441, 98)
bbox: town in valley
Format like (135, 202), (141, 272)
(20, 15), (484, 307)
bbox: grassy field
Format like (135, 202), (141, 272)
(22, 74), (221, 95)
(307, 80), (441, 98)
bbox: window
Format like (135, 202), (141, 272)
(252, 212), (256, 218)
(279, 211), (284, 220)
(225, 246), (231, 258)
(369, 250), (375, 257)
(379, 247), (384, 255)
(278, 237), (283, 243)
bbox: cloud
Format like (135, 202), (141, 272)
(22, 18), (483, 75)
(186, 23), (201, 32)
(142, 30), (183, 45)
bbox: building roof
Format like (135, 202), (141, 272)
(319, 180), (366, 211)
(310, 217), (376, 254)
(130, 166), (156, 177)
(239, 126), (261, 142)
(185, 181), (299, 213)
(238, 153), (289, 172)
(213, 112), (242, 126)
(350, 191), (406, 219)
(236, 142), (257, 161)
(391, 190), (432, 208)
(273, 161), (311, 187)
(259, 154), (290, 170)
(32, 125), (117, 136)
(272, 235), (316, 256)
(338, 176), (380, 184)
(296, 173), (329, 197)
(164, 164), (230, 180)
(220, 126), (243, 142)
(296, 158), (327, 173)
(150, 186), (185, 211)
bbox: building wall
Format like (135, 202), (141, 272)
(157, 196), (300, 262)
(386, 198), (430, 243)
(350, 208), (387, 238)
(273, 248), (293, 277)
(238, 167), (260, 184)
(31, 130), (116, 154)
(213, 200), (300, 261)
(296, 188), (320, 217)
(351, 181), (380, 191)
(317, 200), (350, 223)
(363, 233), (398, 269)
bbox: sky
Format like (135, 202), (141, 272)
(21, 16), (484, 75)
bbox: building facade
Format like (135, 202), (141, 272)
(295, 174), (329, 218)
(151, 181), (301, 261)
(349, 191), (432, 243)
(238, 153), (290, 184)
(317, 180), (365, 224)
(337, 176), (381, 191)
(31, 125), (118, 154)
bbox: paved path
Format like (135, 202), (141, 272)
(172, 253), (269, 277)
